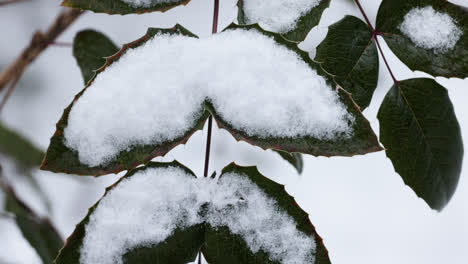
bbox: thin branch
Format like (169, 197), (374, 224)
(199, 1), (220, 262)
(354, 0), (374, 31)
(354, 0), (398, 84)
(374, 35), (399, 84)
(0, 75), (20, 111)
(203, 117), (213, 177)
(0, 8), (82, 94)
(203, 0), (219, 179)
(212, 0), (219, 35)
(0, 0), (30, 7)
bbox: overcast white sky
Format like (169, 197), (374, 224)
(0, 0), (467, 263)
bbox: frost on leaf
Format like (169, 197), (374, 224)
(399, 6), (462, 53)
(41, 24), (380, 176)
(55, 162), (330, 264)
(237, 0), (330, 42)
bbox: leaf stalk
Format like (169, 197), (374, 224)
(354, 0), (398, 84)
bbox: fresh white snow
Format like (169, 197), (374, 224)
(399, 6), (463, 53)
(80, 166), (316, 264)
(242, 0), (321, 33)
(64, 28), (353, 167)
(121, 0), (181, 8)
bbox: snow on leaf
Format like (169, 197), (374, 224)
(54, 161), (330, 264)
(61, 0), (191, 15)
(237, 0), (330, 42)
(41, 24), (381, 176)
(376, 0), (468, 78)
(121, 0), (181, 8)
(399, 6), (462, 53)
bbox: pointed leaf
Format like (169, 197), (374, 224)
(378, 78), (463, 210)
(315, 15), (379, 109)
(237, 0), (330, 42)
(54, 161), (204, 264)
(42, 24), (381, 176)
(274, 150), (303, 174)
(2, 184), (63, 264)
(376, 0), (468, 78)
(55, 161), (330, 264)
(202, 163), (330, 264)
(0, 122), (44, 169)
(62, 0), (191, 15)
(73, 30), (119, 84)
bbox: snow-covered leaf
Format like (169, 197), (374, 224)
(73, 30), (119, 84)
(61, 0), (191, 15)
(376, 0), (468, 78)
(378, 78), (464, 211)
(315, 15), (379, 110)
(237, 0), (331, 42)
(41, 24), (381, 176)
(202, 163), (330, 264)
(54, 161), (330, 264)
(2, 184), (63, 264)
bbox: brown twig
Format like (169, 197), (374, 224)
(203, 0), (219, 179)
(0, 76), (20, 111)
(0, 8), (82, 108)
(0, 0), (30, 7)
(354, 0), (398, 84)
(199, 1), (220, 262)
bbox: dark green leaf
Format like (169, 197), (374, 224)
(0, 122), (44, 169)
(376, 0), (468, 78)
(378, 78), (463, 211)
(315, 15), (379, 109)
(2, 184), (63, 264)
(202, 163), (330, 264)
(62, 0), (191, 15)
(42, 23), (381, 176)
(274, 150), (303, 174)
(237, 0), (330, 42)
(54, 161), (204, 264)
(73, 30), (119, 84)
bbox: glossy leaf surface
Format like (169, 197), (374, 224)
(378, 78), (463, 210)
(315, 15), (379, 109)
(73, 30), (119, 84)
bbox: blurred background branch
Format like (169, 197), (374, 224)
(0, 0), (30, 7)
(0, 8), (82, 110)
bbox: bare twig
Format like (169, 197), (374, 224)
(203, 0), (219, 179)
(0, 0), (30, 7)
(0, 8), (82, 103)
(0, 75), (20, 111)
(199, 2), (220, 261)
